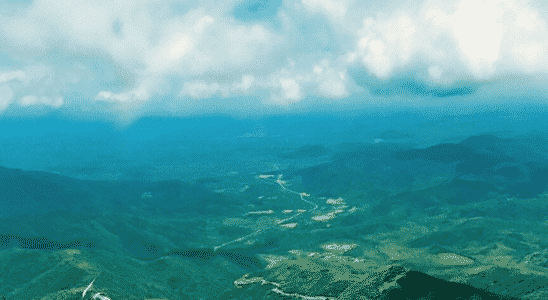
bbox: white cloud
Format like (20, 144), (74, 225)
(232, 75), (256, 91)
(96, 88), (139, 103)
(95, 77), (161, 103)
(0, 71), (26, 83)
(279, 78), (301, 101)
(0, 85), (14, 111)
(350, 0), (548, 84)
(302, 0), (348, 19)
(0, 68), (69, 111)
(19, 95), (64, 107)
(354, 14), (417, 79)
(500, 1), (548, 73)
(1, 0), (547, 115)
(311, 60), (348, 98)
(177, 58), (350, 105)
(95, 91), (131, 102)
(263, 58), (350, 104)
(451, 0), (504, 77)
(194, 15), (215, 35)
(2, 18), (46, 49)
(182, 81), (225, 99)
(146, 30), (194, 74)
(225, 24), (271, 65)
(1, 0), (277, 105)
(181, 74), (257, 99)
(319, 78), (347, 98)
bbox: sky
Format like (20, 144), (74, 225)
(1, 0), (548, 123)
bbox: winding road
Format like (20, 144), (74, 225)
(213, 174), (319, 252)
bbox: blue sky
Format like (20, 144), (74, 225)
(1, 0), (547, 122)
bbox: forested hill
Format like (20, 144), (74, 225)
(294, 134), (548, 198)
(0, 165), (239, 217)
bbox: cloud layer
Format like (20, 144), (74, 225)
(1, 0), (547, 117)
